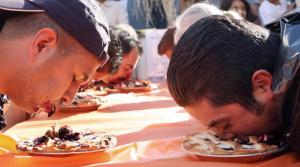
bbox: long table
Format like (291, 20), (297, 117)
(1, 83), (300, 167)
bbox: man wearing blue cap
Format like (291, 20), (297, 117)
(0, 0), (111, 130)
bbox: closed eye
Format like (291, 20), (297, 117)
(208, 119), (231, 132)
(73, 74), (89, 85)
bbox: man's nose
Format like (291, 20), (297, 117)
(61, 84), (81, 104)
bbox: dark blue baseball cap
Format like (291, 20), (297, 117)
(0, 0), (110, 66)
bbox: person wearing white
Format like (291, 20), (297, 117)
(174, 3), (242, 44)
(259, 0), (287, 26)
(97, 0), (129, 26)
(297, 0), (300, 8)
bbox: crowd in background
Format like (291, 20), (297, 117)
(97, 0), (297, 29)
(97, 0), (296, 59)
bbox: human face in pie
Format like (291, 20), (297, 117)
(103, 47), (140, 84)
(16, 49), (101, 114)
(5, 35), (103, 114)
(185, 99), (278, 139)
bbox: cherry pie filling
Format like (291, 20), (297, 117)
(17, 125), (117, 153)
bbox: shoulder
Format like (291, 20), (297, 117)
(259, 0), (270, 8)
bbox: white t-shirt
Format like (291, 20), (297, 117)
(98, 0), (129, 26)
(259, 0), (287, 25)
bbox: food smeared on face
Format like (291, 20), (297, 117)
(37, 100), (62, 117)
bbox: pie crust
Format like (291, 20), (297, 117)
(183, 132), (279, 155)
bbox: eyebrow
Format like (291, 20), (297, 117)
(83, 74), (91, 83)
(126, 64), (134, 70)
(208, 120), (218, 128)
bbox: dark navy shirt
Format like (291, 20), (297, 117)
(0, 94), (7, 130)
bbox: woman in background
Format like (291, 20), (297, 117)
(220, 0), (258, 23)
(174, 3), (242, 45)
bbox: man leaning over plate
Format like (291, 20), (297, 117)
(0, 0), (111, 131)
(167, 14), (300, 153)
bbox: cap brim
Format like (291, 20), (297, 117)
(0, 0), (44, 13)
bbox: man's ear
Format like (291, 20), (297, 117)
(252, 70), (274, 103)
(28, 28), (58, 62)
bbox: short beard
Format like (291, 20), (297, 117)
(253, 100), (265, 116)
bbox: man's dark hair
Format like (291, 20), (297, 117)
(107, 29), (123, 74)
(167, 15), (281, 111)
(97, 28), (122, 74)
(98, 27), (143, 75)
(116, 28), (143, 55)
(158, 26), (176, 56)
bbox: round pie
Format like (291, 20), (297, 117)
(182, 132), (279, 155)
(114, 80), (157, 93)
(59, 93), (102, 112)
(16, 125), (117, 154)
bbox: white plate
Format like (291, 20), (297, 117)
(182, 141), (287, 162)
(17, 134), (117, 156)
(24, 147), (110, 156)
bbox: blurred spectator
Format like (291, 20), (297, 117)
(179, 0), (206, 12)
(207, 0), (224, 7)
(179, 0), (223, 10)
(127, 0), (176, 29)
(259, 0), (287, 25)
(157, 26), (176, 59)
(174, 3), (242, 44)
(286, 0), (296, 11)
(97, 0), (129, 26)
(246, 0), (260, 19)
(220, 0), (257, 22)
(296, 0), (300, 7)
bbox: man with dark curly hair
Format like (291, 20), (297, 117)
(102, 28), (143, 84)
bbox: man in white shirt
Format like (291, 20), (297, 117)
(259, 0), (287, 25)
(98, 0), (129, 26)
